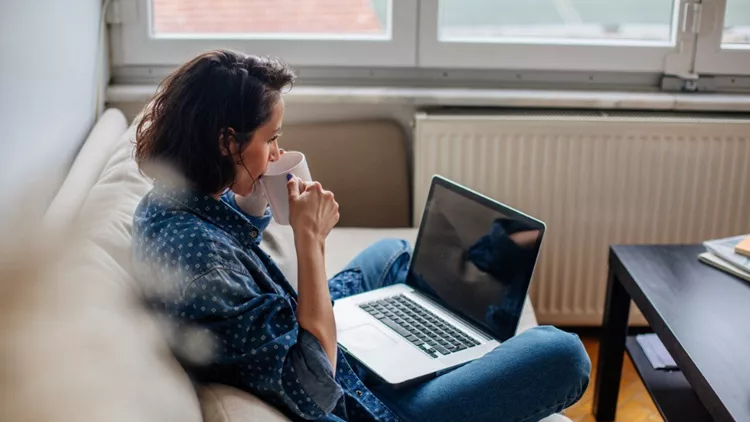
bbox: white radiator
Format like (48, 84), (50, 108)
(413, 111), (750, 326)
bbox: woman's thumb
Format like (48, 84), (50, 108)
(287, 174), (299, 199)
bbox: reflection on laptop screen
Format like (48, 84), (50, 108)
(407, 182), (543, 341)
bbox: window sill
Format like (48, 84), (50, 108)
(106, 84), (750, 113)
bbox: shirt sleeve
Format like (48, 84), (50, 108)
(178, 267), (343, 419)
(222, 191), (273, 243)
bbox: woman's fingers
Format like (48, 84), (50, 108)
(286, 176), (300, 200)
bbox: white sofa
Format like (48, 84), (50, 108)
(0, 109), (570, 421)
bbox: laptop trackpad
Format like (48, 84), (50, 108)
(340, 324), (398, 351)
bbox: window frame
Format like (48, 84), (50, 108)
(694, 0), (750, 75)
(109, 0), (418, 67)
(417, 0), (693, 73)
(109, 0), (750, 85)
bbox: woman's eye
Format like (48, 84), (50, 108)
(267, 134), (281, 144)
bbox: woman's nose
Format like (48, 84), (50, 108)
(270, 143), (281, 162)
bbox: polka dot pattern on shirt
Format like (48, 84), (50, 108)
(132, 183), (399, 422)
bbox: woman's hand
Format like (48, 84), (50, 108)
(288, 174), (340, 369)
(287, 176), (339, 242)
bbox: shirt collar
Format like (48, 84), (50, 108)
(152, 181), (262, 246)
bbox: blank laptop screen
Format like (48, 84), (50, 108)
(406, 182), (544, 341)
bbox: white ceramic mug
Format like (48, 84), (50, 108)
(260, 151), (312, 225)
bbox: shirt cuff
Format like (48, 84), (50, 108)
(290, 329), (344, 414)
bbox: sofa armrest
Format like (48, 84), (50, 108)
(44, 108), (128, 227)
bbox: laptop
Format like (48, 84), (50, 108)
(333, 175), (546, 387)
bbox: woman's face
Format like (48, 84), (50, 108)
(229, 97), (285, 196)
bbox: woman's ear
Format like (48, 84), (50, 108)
(219, 128), (238, 157)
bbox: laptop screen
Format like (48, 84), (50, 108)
(406, 179), (544, 341)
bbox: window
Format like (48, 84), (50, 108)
(723, 0), (750, 44)
(151, 0), (390, 39)
(437, 0), (674, 43)
(110, 0), (417, 67)
(419, 0), (685, 72)
(693, 0), (750, 75)
(110, 0), (750, 81)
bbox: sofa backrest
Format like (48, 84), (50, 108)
(0, 109), (205, 422)
(251, 119), (411, 228)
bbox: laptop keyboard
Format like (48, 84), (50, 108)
(359, 294), (481, 359)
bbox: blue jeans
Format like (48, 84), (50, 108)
(329, 239), (591, 422)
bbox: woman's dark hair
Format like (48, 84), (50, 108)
(135, 49), (296, 194)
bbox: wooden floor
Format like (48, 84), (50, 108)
(565, 337), (663, 422)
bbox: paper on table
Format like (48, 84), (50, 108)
(703, 235), (750, 273)
(698, 252), (750, 283)
(636, 334), (678, 371)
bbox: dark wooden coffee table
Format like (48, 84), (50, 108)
(592, 245), (750, 422)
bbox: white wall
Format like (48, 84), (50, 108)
(0, 0), (101, 220)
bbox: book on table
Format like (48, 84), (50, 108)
(736, 236), (750, 258)
(700, 235), (750, 282)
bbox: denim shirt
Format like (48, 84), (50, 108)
(131, 182), (399, 422)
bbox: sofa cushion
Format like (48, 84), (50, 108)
(199, 384), (289, 422)
(325, 227), (419, 275)
(260, 222), (418, 289)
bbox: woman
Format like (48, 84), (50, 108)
(132, 49), (590, 422)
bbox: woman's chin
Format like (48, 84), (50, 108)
(240, 185), (260, 197)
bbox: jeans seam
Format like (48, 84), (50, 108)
(376, 242), (410, 288)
